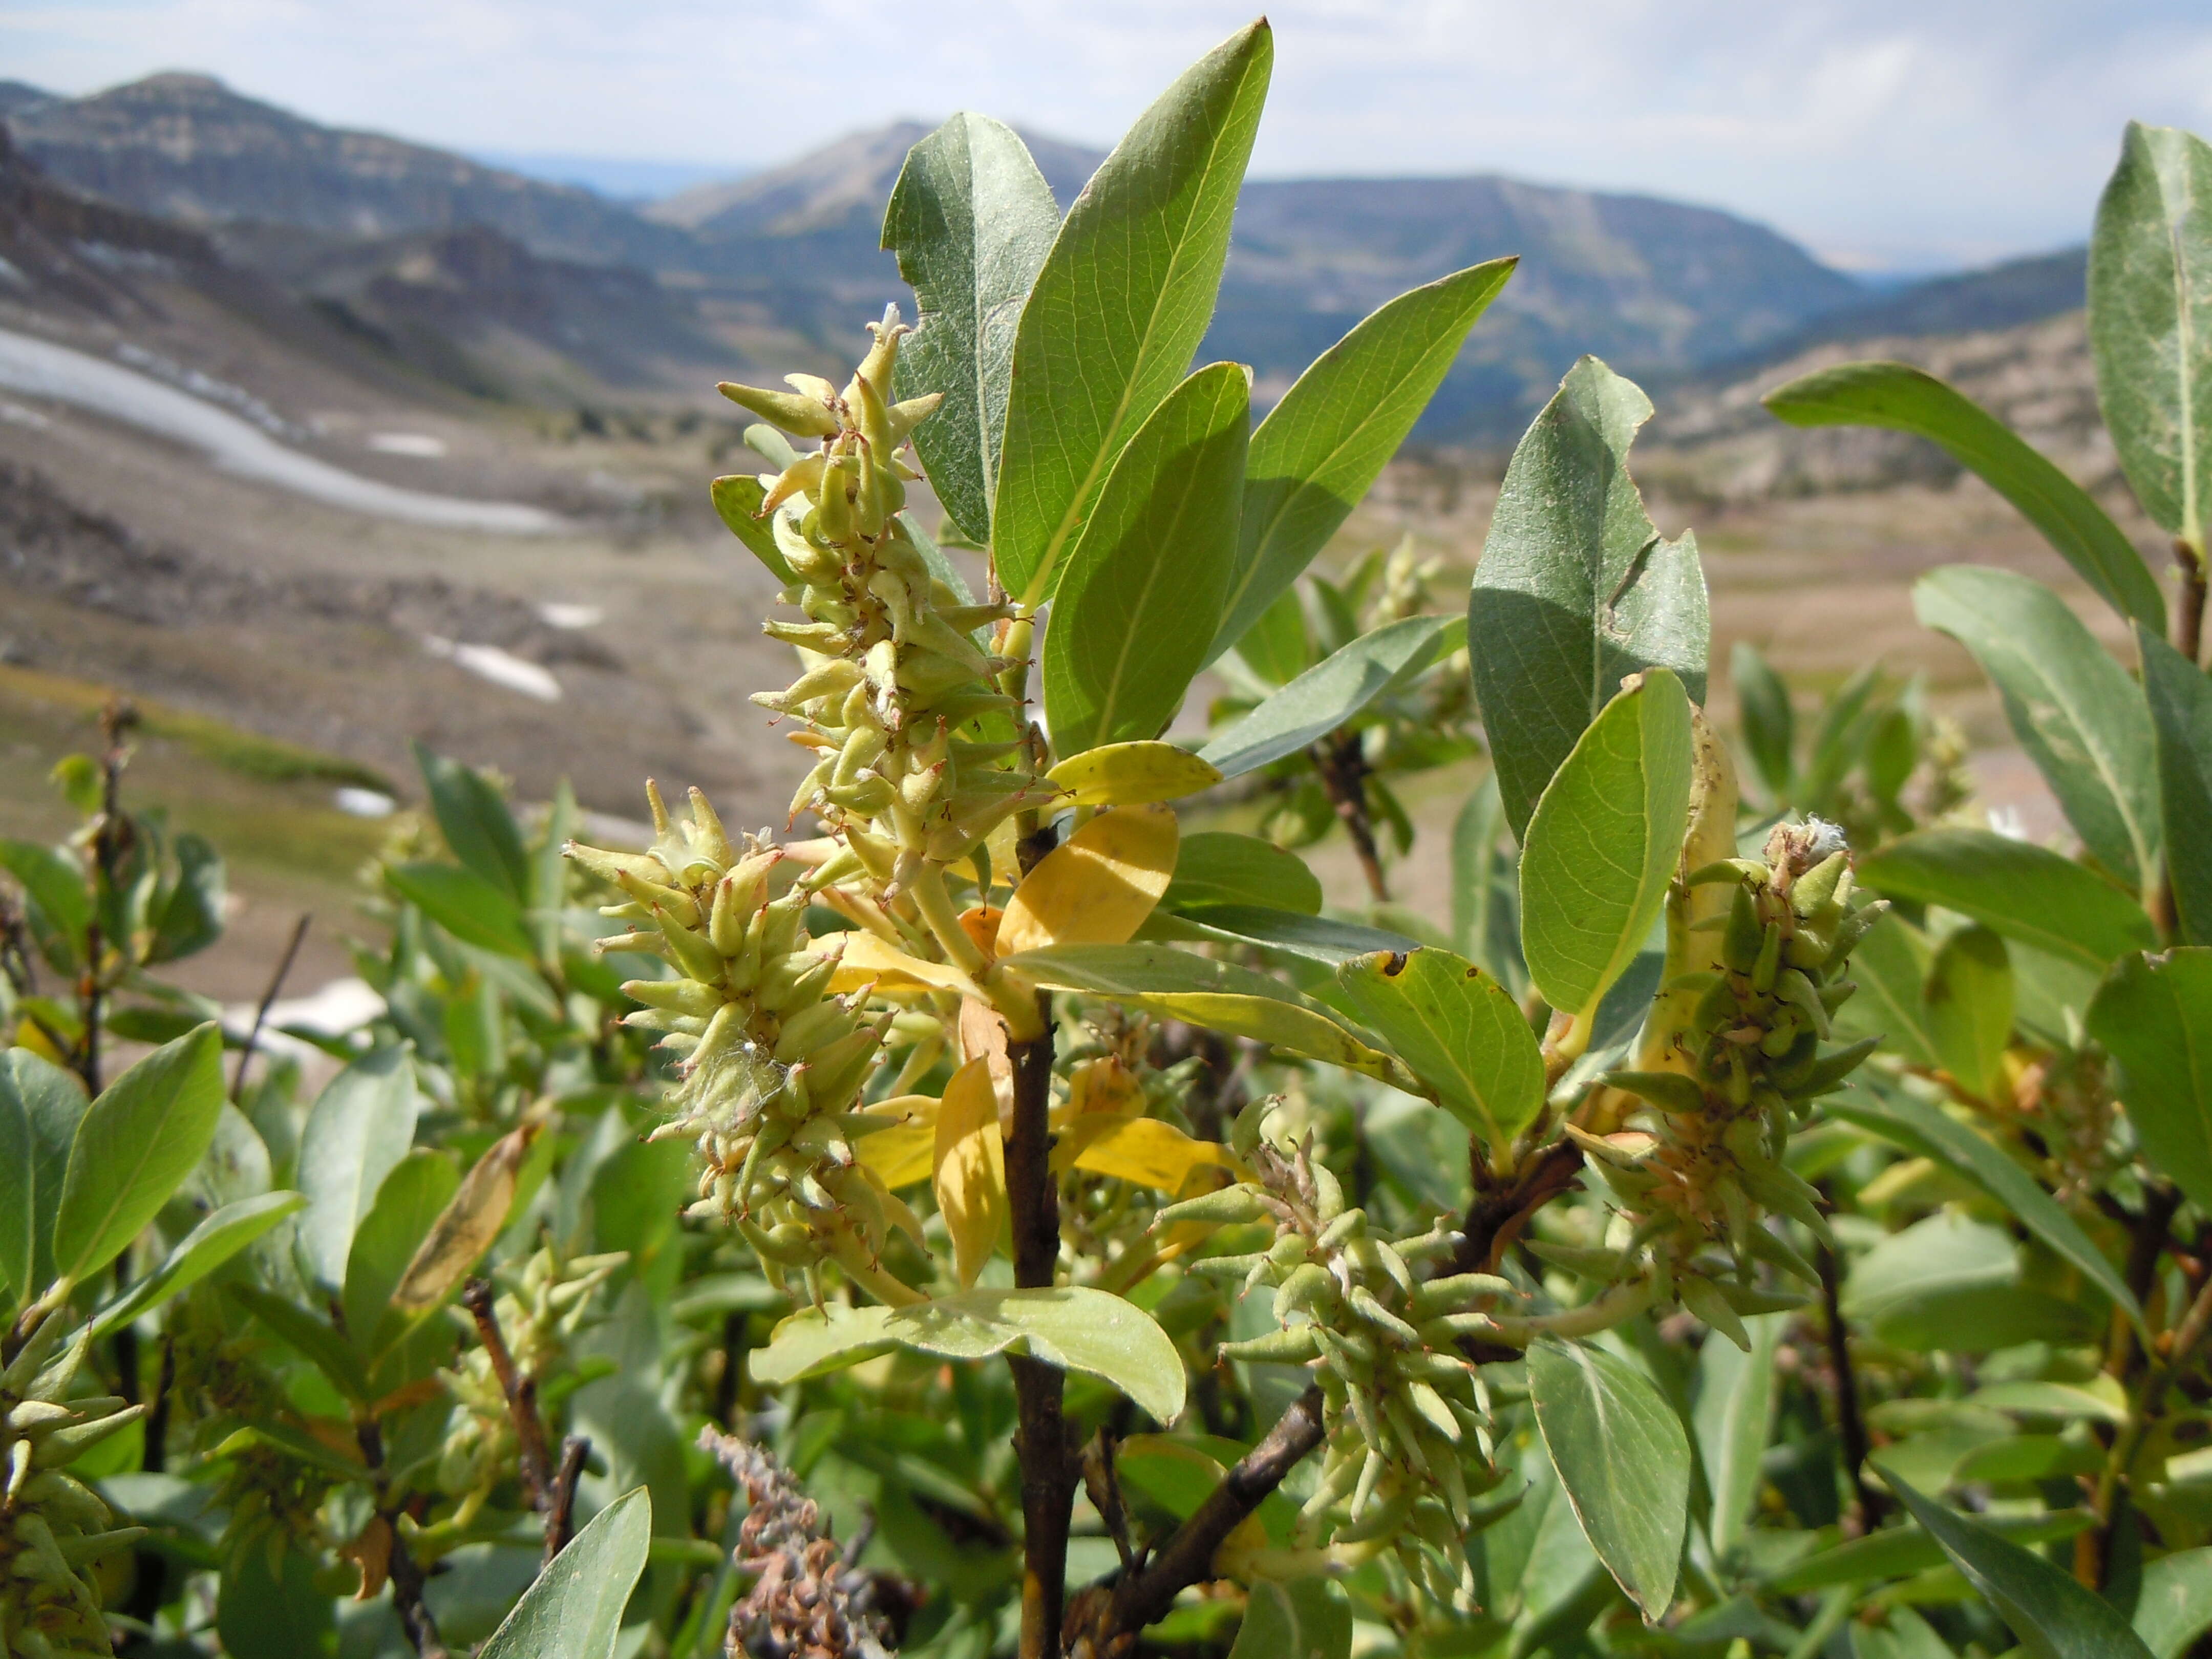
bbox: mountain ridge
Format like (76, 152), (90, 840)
(2, 72), (2085, 437)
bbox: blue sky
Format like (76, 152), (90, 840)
(5, 0), (2209, 272)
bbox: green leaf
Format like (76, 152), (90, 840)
(1876, 1463), (2157, 1659)
(146, 832), (225, 964)
(1923, 925), (2015, 1102)
(1766, 1509), (2093, 1592)
(709, 474), (796, 585)
(1832, 909), (1938, 1068)
(1850, 1607), (1953, 1659)
(2139, 625), (2212, 945)
(88, 1192), (305, 1341)
(1334, 947), (1544, 1158)
(1762, 362), (2163, 631)
(1916, 566), (2161, 890)
(295, 1046), (421, 1290)
(1160, 832), (1322, 916)
(215, 1537), (336, 1659)
(884, 112), (1061, 546)
(1730, 641), (1795, 801)
(343, 1149), (460, 1354)
(1043, 362), (1250, 755)
(1234, 585), (1312, 686)
(387, 861), (536, 958)
(1969, 1379), (2129, 1424)
(1527, 1334), (1691, 1620)
(2134, 1546), (2212, 1659)
(0, 1050), (87, 1302)
(0, 838), (89, 972)
(1144, 906), (1417, 967)
(1209, 258), (1517, 661)
(53, 1024), (224, 1285)
(1198, 614), (1464, 779)
(1228, 1577), (1352, 1659)
(2087, 948), (2212, 1213)
(2091, 121), (2212, 551)
(1842, 1211), (2099, 1353)
(1858, 828), (2156, 971)
(755, 1287), (1187, 1423)
(1469, 357), (1710, 838)
(1825, 1082), (2143, 1333)
(227, 1281), (370, 1400)
(1519, 669), (1694, 1031)
(477, 1485), (652, 1659)
(991, 20), (1271, 602)
(1450, 774), (1506, 965)
(411, 742), (531, 902)
(1001, 942), (1420, 1092)
(1694, 1313), (1783, 1561)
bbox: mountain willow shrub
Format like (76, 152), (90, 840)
(7, 18), (2212, 1659)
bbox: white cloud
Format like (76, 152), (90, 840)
(6, 0), (2210, 269)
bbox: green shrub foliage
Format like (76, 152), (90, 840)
(4, 24), (2212, 1659)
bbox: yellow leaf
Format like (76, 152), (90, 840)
(391, 1122), (539, 1313)
(13, 1018), (65, 1065)
(1055, 1115), (1240, 1192)
(996, 802), (1178, 955)
(1047, 742), (1223, 808)
(956, 997), (1017, 1132)
(828, 931), (982, 998)
(860, 1119), (938, 1189)
(985, 815), (1020, 891)
(933, 1057), (1006, 1288)
(1067, 1056), (1142, 1117)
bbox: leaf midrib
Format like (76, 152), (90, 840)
(1017, 65), (1258, 603)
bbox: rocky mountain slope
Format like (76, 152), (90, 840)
(8, 75), (1881, 430)
(7, 73), (690, 267)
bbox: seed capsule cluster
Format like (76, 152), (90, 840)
(438, 1248), (626, 1524)
(1167, 1107), (1507, 1607)
(567, 786), (904, 1289)
(2, 1315), (146, 1658)
(727, 307), (1037, 894)
(1581, 820), (1886, 1339)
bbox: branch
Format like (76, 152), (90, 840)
(543, 1435), (588, 1568)
(1005, 1009), (1075, 1659)
(357, 1418), (449, 1659)
(1816, 1237), (1882, 1534)
(1074, 1385), (1328, 1655)
(1452, 1139), (1585, 1278)
(2177, 536), (2209, 667)
(1310, 733), (1389, 903)
(461, 1278), (554, 1510)
(232, 912), (311, 1098)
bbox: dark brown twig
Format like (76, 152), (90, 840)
(1005, 1010), (1076, 1659)
(1310, 732), (1389, 902)
(1817, 1238), (1882, 1533)
(461, 1278), (554, 1509)
(231, 912), (311, 1098)
(356, 1418), (449, 1659)
(2177, 537), (2209, 667)
(1081, 1431), (1136, 1575)
(543, 1435), (589, 1567)
(1453, 1139), (1585, 1278)
(1072, 1385), (1329, 1656)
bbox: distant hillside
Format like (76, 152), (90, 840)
(229, 221), (737, 399)
(1683, 246), (2087, 382)
(1644, 308), (2112, 506)
(1215, 175), (1862, 436)
(7, 73), (690, 268)
(22, 76), (2091, 438)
